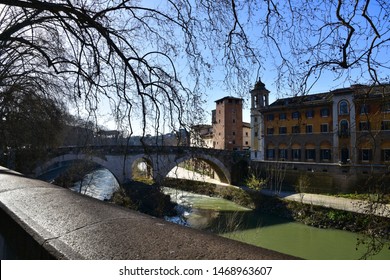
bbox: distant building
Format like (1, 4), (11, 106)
(190, 124), (214, 148)
(242, 122), (251, 150)
(213, 96), (244, 150)
(190, 96), (250, 151)
(250, 80), (390, 166)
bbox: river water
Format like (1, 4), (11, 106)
(68, 168), (389, 259)
(163, 187), (390, 260)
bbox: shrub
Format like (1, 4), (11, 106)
(245, 173), (266, 191)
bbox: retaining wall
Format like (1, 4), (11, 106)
(0, 166), (296, 260)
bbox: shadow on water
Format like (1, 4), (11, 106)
(191, 208), (294, 235)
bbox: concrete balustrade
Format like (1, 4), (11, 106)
(0, 166), (296, 260)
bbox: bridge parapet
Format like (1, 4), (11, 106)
(0, 166), (296, 260)
(50, 145), (248, 157)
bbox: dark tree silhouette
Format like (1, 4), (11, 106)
(1, 1), (389, 130)
(1, 0), (389, 258)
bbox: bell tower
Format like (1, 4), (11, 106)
(250, 79), (269, 160)
(251, 79), (269, 109)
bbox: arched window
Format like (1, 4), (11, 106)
(339, 100), (349, 115)
(339, 120), (349, 137)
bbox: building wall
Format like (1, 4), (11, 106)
(213, 97), (244, 150)
(243, 124), (251, 150)
(354, 89), (390, 164)
(251, 83), (390, 166)
(262, 102), (334, 162)
(249, 83), (390, 192)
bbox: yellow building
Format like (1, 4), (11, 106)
(250, 81), (390, 166)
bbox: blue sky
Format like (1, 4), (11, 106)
(96, 0), (390, 134)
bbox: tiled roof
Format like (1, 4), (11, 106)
(269, 92), (332, 108)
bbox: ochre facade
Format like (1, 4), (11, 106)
(251, 82), (390, 166)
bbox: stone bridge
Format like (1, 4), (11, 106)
(34, 145), (249, 184)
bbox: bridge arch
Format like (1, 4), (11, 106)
(35, 154), (123, 184)
(130, 155), (154, 180)
(154, 154), (231, 184)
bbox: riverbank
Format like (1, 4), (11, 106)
(162, 178), (390, 241)
(160, 181), (390, 259)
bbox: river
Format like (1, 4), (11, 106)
(69, 168), (389, 259)
(163, 187), (390, 260)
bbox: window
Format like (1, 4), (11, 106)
(292, 125), (300, 134)
(320, 124), (328, 133)
(232, 131), (236, 135)
(320, 149), (331, 161)
(306, 110), (314, 118)
(339, 100), (349, 115)
(306, 125), (313, 134)
(279, 149), (288, 160)
(254, 132), (258, 137)
(267, 149), (275, 159)
(254, 117), (258, 123)
(245, 132), (249, 136)
(381, 121), (390, 130)
(305, 149), (316, 161)
(232, 140), (236, 144)
(233, 119), (236, 123)
(267, 114), (274, 121)
(245, 141), (249, 145)
(292, 149), (301, 160)
(359, 121), (370, 131)
(382, 149), (390, 162)
(320, 108), (329, 117)
(292, 111), (300, 119)
(279, 127), (287, 134)
(360, 104), (370, 115)
(360, 149), (373, 161)
(279, 113), (286, 120)
(382, 102), (390, 112)
(339, 120), (349, 137)
(267, 128), (274, 135)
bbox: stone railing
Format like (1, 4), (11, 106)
(0, 166), (296, 260)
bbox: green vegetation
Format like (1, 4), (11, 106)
(332, 193), (390, 204)
(245, 173), (266, 191)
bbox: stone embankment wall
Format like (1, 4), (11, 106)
(251, 161), (390, 193)
(0, 166), (296, 260)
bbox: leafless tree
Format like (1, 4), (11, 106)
(258, 0), (390, 94)
(0, 0), (263, 138)
(2, 1), (389, 132)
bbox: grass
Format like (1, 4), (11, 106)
(332, 193), (390, 204)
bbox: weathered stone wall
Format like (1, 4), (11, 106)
(251, 161), (390, 194)
(0, 166), (296, 260)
